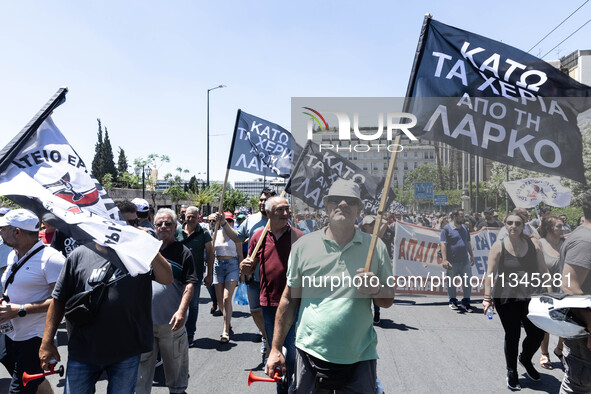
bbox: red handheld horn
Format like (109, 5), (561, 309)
(23, 365), (64, 387)
(247, 370), (282, 386)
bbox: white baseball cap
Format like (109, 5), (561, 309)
(0, 209), (41, 232)
(131, 198), (150, 213)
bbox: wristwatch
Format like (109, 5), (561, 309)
(18, 304), (26, 317)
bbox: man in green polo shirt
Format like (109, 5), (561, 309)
(176, 206), (214, 344)
(266, 179), (394, 392)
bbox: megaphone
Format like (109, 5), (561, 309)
(247, 370), (284, 386)
(23, 365), (64, 387)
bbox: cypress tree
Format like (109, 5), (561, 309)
(101, 128), (117, 181)
(91, 118), (104, 181)
(117, 147), (128, 179)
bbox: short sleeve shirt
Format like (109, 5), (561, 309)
(151, 241), (198, 325)
(176, 225), (212, 277)
(52, 244), (153, 365)
(1, 241), (64, 341)
(440, 224), (471, 264)
(558, 225), (591, 358)
(559, 225), (591, 294)
(286, 229), (393, 364)
(249, 225), (304, 307)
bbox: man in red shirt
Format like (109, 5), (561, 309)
(240, 196), (303, 393)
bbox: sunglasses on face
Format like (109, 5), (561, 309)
(155, 221), (173, 227)
(506, 221), (522, 226)
(326, 196), (359, 206)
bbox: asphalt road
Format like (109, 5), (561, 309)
(0, 290), (568, 393)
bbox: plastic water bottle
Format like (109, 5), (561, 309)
(486, 306), (494, 320)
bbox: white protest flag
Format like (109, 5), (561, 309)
(503, 177), (572, 208)
(1, 116), (120, 220)
(0, 172), (160, 276)
(0, 88), (159, 275)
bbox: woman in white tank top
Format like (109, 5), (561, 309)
(209, 212), (243, 344)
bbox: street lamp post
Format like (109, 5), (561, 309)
(207, 84), (226, 215)
(135, 164), (152, 199)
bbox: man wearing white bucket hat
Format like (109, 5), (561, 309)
(0, 209), (65, 393)
(266, 179), (394, 392)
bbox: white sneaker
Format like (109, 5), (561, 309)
(449, 301), (459, 310)
(260, 338), (267, 354)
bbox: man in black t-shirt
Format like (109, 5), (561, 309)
(39, 243), (172, 394)
(475, 207), (503, 230)
(136, 208), (198, 394)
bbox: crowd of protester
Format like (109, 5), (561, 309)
(0, 187), (590, 393)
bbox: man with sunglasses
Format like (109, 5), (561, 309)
(116, 200), (141, 227)
(0, 209), (65, 394)
(266, 179), (394, 392)
(136, 209), (197, 394)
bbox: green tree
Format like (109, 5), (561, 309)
(135, 154), (171, 208)
(117, 147), (128, 180)
(188, 184), (222, 210)
(101, 128), (117, 181)
(102, 173), (114, 191)
(119, 171), (139, 189)
(91, 118), (104, 181)
(188, 176), (199, 193)
(223, 187), (249, 212)
(0, 197), (19, 209)
(249, 195), (260, 212)
(163, 173), (187, 204)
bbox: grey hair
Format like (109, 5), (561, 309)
(265, 196), (288, 213)
(156, 208), (177, 223)
(186, 206), (200, 216)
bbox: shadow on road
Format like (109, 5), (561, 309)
(232, 311), (252, 319)
(378, 319), (419, 331)
(231, 332), (262, 343)
(517, 371), (563, 393)
(193, 337), (238, 352)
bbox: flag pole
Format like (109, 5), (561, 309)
(247, 140), (312, 259)
(212, 109), (244, 244)
(363, 13), (432, 274)
(0, 87), (68, 174)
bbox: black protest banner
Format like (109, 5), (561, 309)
(227, 110), (302, 178)
(407, 18), (591, 184)
(285, 140), (403, 214)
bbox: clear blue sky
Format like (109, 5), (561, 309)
(0, 1), (589, 183)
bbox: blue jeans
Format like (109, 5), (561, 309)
(446, 261), (472, 305)
(64, 354), (140, 394)
(262, 306), (297, 394)
(213, 257), (240, 284)
(185, 275), (203, 339)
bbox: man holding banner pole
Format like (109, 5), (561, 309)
(266, 179), (394, 392)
